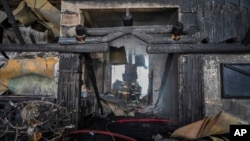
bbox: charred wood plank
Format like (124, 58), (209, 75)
(60, 34), (126, 44)
(0, 0), (25, 45)
(132, 32), (196, 44)
(179, 54), (204, 126)
(152, 36), (197, 44)
(0, 43), (109, 52)
(61, 32), (126, 44)
(147, 44), (250, 54)
(86, 25), (189, 36)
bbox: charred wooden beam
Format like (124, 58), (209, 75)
(86, 25), (189, 36)
(147, 44), (250, 54)
(133, 32), (196, 44)
(60, 32), (126, 44)
(152, 36), (197, 44)
(60, 35), (126, 44)
(132, 32), (153, 43)
(0, 0), (25, 45)
(179, 54), (204, 126)
(60, 34), (196, 44)
(0, 43), (109, 52)
(82, 53), (104, 115)
(101, 32), (126, 42)
(0, 95), (56, 102)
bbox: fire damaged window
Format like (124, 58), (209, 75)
(221, 64), (250, 98)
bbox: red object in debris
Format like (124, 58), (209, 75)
(56, 129), (137, 141)
(106, 118), (178, 141)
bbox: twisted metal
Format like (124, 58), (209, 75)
(0, 100), (74, 141)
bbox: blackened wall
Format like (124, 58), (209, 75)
(179, 0), (250, 125)
(61, 0), (250, 126)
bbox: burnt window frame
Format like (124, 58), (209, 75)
(221, 63), (250, 99)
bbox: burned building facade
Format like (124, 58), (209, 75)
(0, 0), (250, 140)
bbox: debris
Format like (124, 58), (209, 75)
(107, 118), (176, 141)
(100, 94), (134, 116)
(170, 111), (247, 140)
(12, 0), (61, 43)
(57, 129), (137, 141)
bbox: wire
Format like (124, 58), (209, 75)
(14, 127), (18, 141)
(2, 100), (73, 140)
(0, 122), (8, 137)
